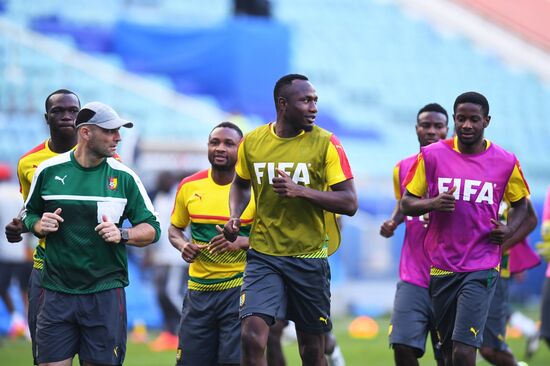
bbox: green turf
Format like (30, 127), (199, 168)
(1, 317), (549, 365)
(283, 317), (550, 366)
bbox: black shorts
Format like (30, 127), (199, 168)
(482, 277), (510, 351)
(28, 268), (42, 365)
(0, 260), (32, 293)
(430, 268), (498, 350)
(540, 277), (550, 339)
(177, 287), (241, 365)
(389, 281), (441, 359)
(240, 249), (331, 334)
(36, 288), (127, 365)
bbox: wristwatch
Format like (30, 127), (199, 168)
(119, 228), (129, 244)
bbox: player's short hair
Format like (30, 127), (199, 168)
(417, 103), (448, 124)
(273, 73), (309, 107)
(210, 121), (243, 139)
(453, 92), (489, 116)
(45, 89), (80, 112)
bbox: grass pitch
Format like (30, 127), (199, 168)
(1, 316), (549, 365)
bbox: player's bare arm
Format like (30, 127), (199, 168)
(120, 222), (157, 247)
(490, 197), (529, 245)
(400, 186), (456, 216)
(501, 199), (537, 252)
(380, 201), (405, 238)
(223, 174), (251, 241)
(272, 169), (357, 216)
(168, 223), (204, 263)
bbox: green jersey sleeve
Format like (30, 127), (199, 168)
(123, 171), (161, 242)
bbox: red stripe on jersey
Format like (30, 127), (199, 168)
(189, 214), (253, 224)
(171, 169), (209, 216)
(514, 158), (530, 194)
(17, 141), (48, 193)
(17, 172), (23, 194)
(402, 153), (421, 188)
(329, 134), (353, 179)
(177, 169), (209, 189)
(19, 141), (47, 161)
(443, 138), (454, 149)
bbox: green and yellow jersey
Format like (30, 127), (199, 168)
(171, 169), (255, 291)
(236, 123), (353, 257)
(17, 140), (76, 270)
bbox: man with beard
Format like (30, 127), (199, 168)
(400, 92), (530, 366)
(223, 74), (358, 366)
(169, 122), (255, 366)
(23, 101), (160, 365)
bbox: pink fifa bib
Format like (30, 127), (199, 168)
(398, 155), (431, 288)
(509, 239), (540, 274)
(422, 140), (517, 272)
(543, 187), (550, 277)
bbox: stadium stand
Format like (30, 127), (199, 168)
(0, 18), (226, 172)
(455, 0), (550, 52)
(274, 0), (550, 197)
(5, 0), (548, 195)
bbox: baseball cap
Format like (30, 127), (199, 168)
(75, 102), (133, 129)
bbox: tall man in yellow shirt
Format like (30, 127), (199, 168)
(224, 74), (358, 366)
